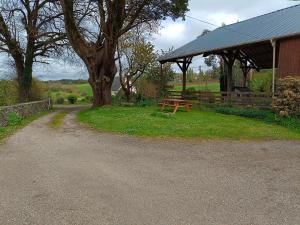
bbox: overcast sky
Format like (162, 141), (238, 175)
(0, 0), (298, 80)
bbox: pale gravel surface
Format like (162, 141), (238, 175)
(0, 107), (300, 225)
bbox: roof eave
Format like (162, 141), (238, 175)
(159, 32), (300, 63)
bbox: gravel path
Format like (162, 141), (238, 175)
(0, 108), (299, 225)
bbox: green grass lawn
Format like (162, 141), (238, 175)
(77, 106), (300, 140)
(172, 82), (220, 92)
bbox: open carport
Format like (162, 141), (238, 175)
(159, 5), (300, 94)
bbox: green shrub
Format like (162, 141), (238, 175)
(65, 88), (74, 93)
(0, 80), (18, 106)
(273, 77), (300, 118)
(272, 116), (300, 132)
(134, 94), (157, 107)
(7, 112), (22, 126)
(136, 99), (157, 107)
(250, 70), (272, 92)
(89, 96), (93, 103)
(84, 96), (93, 103)
(214, 106), (300, 132)
(56, 97), (65, 104)
(29, 78), (46, 101)
(136, 79), (159, 98)
(67, 95), (78, 104)
(112, 95), (122, 105)
(81, 92), (88, 97)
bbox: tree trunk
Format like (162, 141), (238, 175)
(125, 91), (130, 102)
(120, 79), (131, 103)
(18, 63), (33, 102)
(90, 79), (113, 107)
(125, 76), (131, 102)
(15, 41), (34, 103)
(86, 49), (117, 107)
(15, 59), (32, 103)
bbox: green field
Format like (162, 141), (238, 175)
(77, 106), (300, 140)
(46, 82), (93, 104)
(75, 83), (93, 96)
(172, 82), (220, 92)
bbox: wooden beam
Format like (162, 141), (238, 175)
(175, 57), (193, 91)
(176, 62), (183, 71)
(238, 50), (260, 71)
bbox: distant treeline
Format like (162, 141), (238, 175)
(44, 79), (88, 85)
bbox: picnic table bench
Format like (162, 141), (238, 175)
(159, 99), (192, 114)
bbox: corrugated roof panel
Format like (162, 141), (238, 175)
(159, 4), (300, 62)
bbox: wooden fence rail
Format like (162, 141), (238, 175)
(167, 91), (274, 108)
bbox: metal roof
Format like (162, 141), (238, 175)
(159, 4), (300, 62)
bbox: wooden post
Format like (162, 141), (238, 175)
(176, 57), (193, 92)
(221, 51), (235, 94)
(271, 39), (277, 95)
(227, 63), (233, 92)
(160, 63), (164, 97)
(182, 59), (187, 92)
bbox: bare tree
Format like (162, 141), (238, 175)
(117, 27), (156, 102)
(0, 0), (66, 101)
(59, 0), (189, 107)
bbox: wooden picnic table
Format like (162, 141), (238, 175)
(159, 99), (192, 114)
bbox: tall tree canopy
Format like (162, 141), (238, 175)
(60, 0), (189, 107)
(0, 0), (66, 101)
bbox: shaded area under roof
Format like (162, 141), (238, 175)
(158, 4), (300, 63)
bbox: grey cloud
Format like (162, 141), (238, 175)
(155, 0), (298, 51)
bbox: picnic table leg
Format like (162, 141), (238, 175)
(161, 103), (166, 111)
(172, 104), (179, 114)
(185, 104), (191, 112)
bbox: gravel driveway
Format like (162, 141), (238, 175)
(0, 109), (299, 225)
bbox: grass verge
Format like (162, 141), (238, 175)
(77, 106), (300, 140)
(48, 110), (69, 128)
(214, 106), (300, 133)
(0, 111), (49, 143)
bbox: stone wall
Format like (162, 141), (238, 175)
(0, 99), (52, 127)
